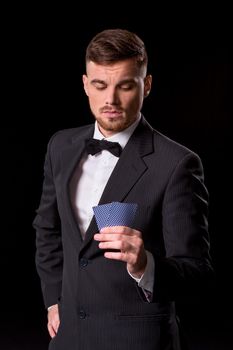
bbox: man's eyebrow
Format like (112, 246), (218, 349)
(90, 78), (137, 85)
(117, 78), (136, 85)
(90, 79), (106, 84)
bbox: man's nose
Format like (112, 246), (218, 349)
(105, 88), (120, 105)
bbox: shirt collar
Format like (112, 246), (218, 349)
(93, 114), (141, 150)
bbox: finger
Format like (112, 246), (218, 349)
(53, 320), (60, 333)
(49, 319), (60, 336)
(104, 251), (128, 261)
(101, 226), (135, 235)
(99, 235), (142, 249)
(94, 229), (141, 242)
(101, 227), (142, 237)
(48, 323), (57, 338)
(99, 240), (128, 250)
(104, 251), (139, 265)
(94, 233), (124, 242)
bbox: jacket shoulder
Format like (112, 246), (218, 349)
(47, 124), (94, 150)
(153, 128), (200, 161)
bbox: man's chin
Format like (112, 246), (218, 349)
(97, 119), (126, 133)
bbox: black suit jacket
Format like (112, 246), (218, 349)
(33, 117), (213, 350)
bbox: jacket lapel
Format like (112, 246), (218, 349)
(81, 117), (154, 250)
(61, 125), (94, 245)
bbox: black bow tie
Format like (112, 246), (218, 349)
(85, 138), (122, 157)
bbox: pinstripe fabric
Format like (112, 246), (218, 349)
(33, 117), (213, 350)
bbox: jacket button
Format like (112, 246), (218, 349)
(80, 258), (88, 268)
(79, 309), (86, 319)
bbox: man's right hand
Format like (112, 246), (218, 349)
(47, 304), (60, 338)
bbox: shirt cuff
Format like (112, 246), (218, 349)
(48, 304), (57, 311)
(127, 250), (154, 294)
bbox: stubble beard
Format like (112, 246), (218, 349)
(96, 116), (132, 134)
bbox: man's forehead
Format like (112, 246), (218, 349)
(86, 60), (145, 79)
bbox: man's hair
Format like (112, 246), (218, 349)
(86, 29), (148, 69)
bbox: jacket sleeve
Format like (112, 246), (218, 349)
(33, 134), (63, 308)
(153, 152), (214, 301)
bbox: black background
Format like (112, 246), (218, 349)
(1, 4), (232, 349)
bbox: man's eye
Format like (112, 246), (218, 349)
(120, 85), (134, 90)
(93, 84), (106, 90)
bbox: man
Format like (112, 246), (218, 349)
(33, 29), (213, 349)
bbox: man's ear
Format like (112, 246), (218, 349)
(144, 75), (152, 97)
(82, 75), (89, 96)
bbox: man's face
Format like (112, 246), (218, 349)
(83, 59), (152, 137)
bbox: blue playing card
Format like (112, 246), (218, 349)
(92, 202), (112, 230)
(92, 202), (138, 231)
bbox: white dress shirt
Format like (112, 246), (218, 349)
(69, 115), (154, 297)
